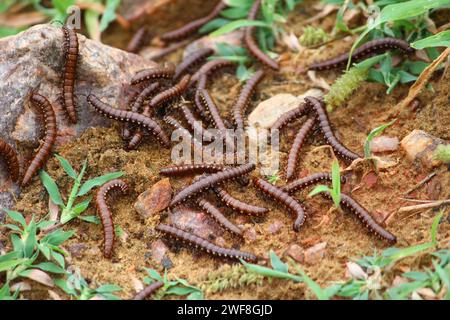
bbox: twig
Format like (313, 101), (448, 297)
(397, 199), (450, 214)
(404, 172), (437, 196)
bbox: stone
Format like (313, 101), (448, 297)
(67, 243), (87, 259)
(169, 206), (223, 239)
(134, 178), (172, 218)
(283, 244), (304, 263)
(370, 136), (399, 153)
(243, 227), (257, 243)
(248, 89), (323, 129)
(150, 239), (168, 264)
(362, 171), (378, 188)
(401, 130), (445, 168)
(267, 222), (283, 234)
(304, 242), (327, 265)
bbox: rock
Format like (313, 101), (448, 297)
(214, 237), (227, 247)
(426, 179), (441, 200)
(169, 206), (223, 239)
(150, 239), (168, 264)
(401, 130), (445, 168)
(183, 30), (244, 58)
(267, 222), (283, 234)
(161, 256), (173, 269)
(67, 243), (87, 259)
(248, 89), (323, 129)
(345, 261), (367, 280)
(243, 227), (257, 243)
(362, 171), (378, 188)
(370, 136), (399, 153)
(304, 242), (327, 265)
(283, 244), (304, 263)
(134, 178), (172, 218)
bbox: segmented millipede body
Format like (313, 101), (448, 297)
(214, 187), (268, 215)
(190, 59), (236, 83)
(159, 1), (227, 42)
(156, 223), (257, 262)
(271, 102), (310, 132)
(126, 27), (148, 53)
(163, 116), (203, 150)
(309, 38), (414, 71)
(244, 0), (279, 70)
(131, 82), (160, 113)
(170, 163), (255, 207)
(22, 94), (57, 186)
(232, 69), (265, 130)
(150, 74), (191, 108)
(286, 118), (316, 180)
(253, 178), (306, 232)
(305, 96), (361, 162)
(62, 26), (79, 124)
(133, 281), (164, 300)
(160, 163), (226, 176)
(180, 103), (215, 141)
(197, 89), (227, 134)
(0, 139), (20, 182)
(322, 192), (397, 243)
(197, 198), (243, 236)
(282, 172), (344, 194)
(87, 94), (170, 148)
(130, 66), (175, 85)
(194, 75), (211, 121)
(95, 179), (129, 258)
(174, 48), (214, 80)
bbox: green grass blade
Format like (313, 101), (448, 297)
(411, 30), (450, 49)
(100, 0), (121, 32)
(39, 170), (64, 206)
(308, 185), (331, 198)
(55, 154), (78, 179)
(77, 171), (124, 196)
(241, 260), (303, 282)
(364, 119), (397, 158)
(4, 210), (26, 228)
(210, 19), (270, 37)
(331, 160), (341, 207)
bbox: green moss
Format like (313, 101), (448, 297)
(299, 26), (330, 47)
(434, 144), (450, 163)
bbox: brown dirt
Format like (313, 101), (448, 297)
(6, 0), (450, 300)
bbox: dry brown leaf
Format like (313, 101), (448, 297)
(23, 269), (54, 287)
(0, 11), (47, 28)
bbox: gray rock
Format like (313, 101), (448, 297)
(169, 206), (223, 239)
(401, 130), (445, 168)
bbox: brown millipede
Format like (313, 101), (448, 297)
(253, 177), (306, 232)
(130, 66), (175, 85)
(194, 75), (211, 122)
(95, 179), (129, 258)
(197, 198), (243, 236)
(174, 48), (214, 80)
(156, 223), (257, 262)
(133, 281), (164, 300)
(163, 115), (203, 150)
(159, 1), (227, 42)
(282, 172), (344, 194)
(213, 187), (269, 215)
(270, 102), (310, 132)
(87, 94), (170, 148)
(160, 163), (227, 176)
(309, 38), (414, 71)
(179, 102), (215, 141)
(286, 118), (316, 180)
(305, 96), (361, 162)
(0, 139), (20, 183)
(62, 26), (79, 124)
(244, 0), (279, 70)
(126, 26), (148, 53)
(322, 192), (397, 243)
(232, 69), (265, 130)
(22, 93), (58, 186)
(197, 89), (227, 134)
(190, 59), (236, 83)
(170, 163), (255, 207)
(150, 74), (191, 108)
(131, 82), (161, 113)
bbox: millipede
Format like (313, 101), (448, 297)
(130, 66), (175, 85)
(232, 69), (265, 130)
(163, 115), (203, 150)
(180, 102), (215, 141)
(271, 102), (310, 132)
(159, 1), (227, 42)
(131, 82), (160, 113)
(150, 74), (191, 108)
(197, 198), (243, 236)
(170, 163), (255, 207)
(160, 163), (227, 176)
(194, 75), (211, 122)
(286, 118), (316, 180)
(173, 48), (214, 81)
(190, 59), (236, 83)
(95, 179), (129, 258)
(156, 223), (257, 262)
(309, 37), (414, 71)
(253, 178), (306, 232)
(305, 96), (362, 162)
(244, 0), (279, 70)
(322, 192), (397, 243)
(126, 26), (148, 53)
(282, 172), (343, 194)
(197, 89), (227, 134)
(133, 281), (164, 300)
(0, 139), (20, 183)
(87, 94), (170, 148)
(62, 26), (79, 124)
(213, 187), (269, 215)
(22, 93), (58, 186)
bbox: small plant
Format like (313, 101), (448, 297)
(434, 144), (450, 164)
(267, 170), (281, 184)
(0, 210), (74, 299)
(39, 154), (123, 224)
(363, 119), (397, 158)
(299, 26), (330, 47)
(308, 160), (341, 208)
(55, 267), (122, 300)
(142, 268), (203, 300)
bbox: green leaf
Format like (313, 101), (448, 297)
(51, 251), (66, 269)
(165, 286), (197, 296)
(54, 278), (77, 296)
(23, 219), (37, 258)
(291, 262), (329, 300)
(241, 260), (302, 282)
(221, 7), (249, 19)
(308, 185), (331, 198)
(55, 154), (78, 179)
(72, 198), (92, 215)
(210, 19), (270, 37)
(11, 234), (23, 253)
(33, 262), (67, 274)
(0, 251), (21, 264)
(4, 210), (26, 228)
(85, 7), (101, 41)
(0, 258), (28, 273)
(331, 160), (341, 207)
(77, 171), (124, 196)
(403, 271), (429, 281)
(378, 0), (449, 25)
(3, 224), (22, 232)
(269, 250), (288, 273)
(355, 53), (389, 70)
(96, 284), (122, 293)
(187, 290), (204, 300)
(39, 170), (64, 206)
(364, 119), (397, 158)
(430, 210), (443, 244)
(52, 0), (76, 14)
(145, 268), (163, 282)
(433, 260), (450, 300)
(42, 229), (75, 246)
(78, 215), (100, 224)
(100, 0), (121, 32)
(200, 18), (231, 34)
